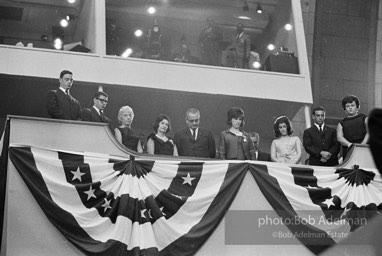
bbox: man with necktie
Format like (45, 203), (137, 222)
(303, 106), (340, 166)
(249, 131), (271, 161)
(174, 108), (216, 158)
(46, 70), (82, 120)
(81, 91), (111, 125)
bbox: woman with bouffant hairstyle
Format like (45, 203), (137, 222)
(218, 107), (255, 160)
(270, 116), (302, 164)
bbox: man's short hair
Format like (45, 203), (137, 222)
(312, 106), (325, 115)
(185, 108), (200, 119)
(342, 95), (360, 109)
(60, 70), (72, 78)
(93, 91), (109, 99)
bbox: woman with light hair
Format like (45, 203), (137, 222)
(270, 116), (302, 164)
(114, 106), (143, 153)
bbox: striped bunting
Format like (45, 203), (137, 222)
(249, 162), (382, 254)
(9, 146), (247, 256)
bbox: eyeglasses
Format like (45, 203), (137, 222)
(187, 119), (200, 123)
(97, 98), (108, 104)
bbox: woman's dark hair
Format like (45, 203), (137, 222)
(226, 107), (245, 127)
(341, 95), (360, 110)
(273, 116), (293, 137)
(153, 114), (171, 134)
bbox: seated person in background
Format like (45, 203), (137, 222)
(248, 131), (271, 161)
(303, 106), (339, 166)
(114, 106), (143, 153)
(173, 40), (191, 63)
(82, 91), (111, 124)
(271, 116), (302, 164)
(337, 95), (369, 160)
(46, 70), (82, 120)
(147, 114), (178, 156)
(218, 107), (255, 160)
(174, 108), (216, 158)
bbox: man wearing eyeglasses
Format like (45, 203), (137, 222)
(174, 108), (216, 158)
(46, 70), (82, 120)
(82, 91), (111, 124)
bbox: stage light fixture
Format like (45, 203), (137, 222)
(267, 44), (275, 51)
(147, 6), (156, 14)
(67, 0), (77, 3)
(134, 29), (143, 37)
(284, 24), (293, 31)
(60, 18), (69, 27)
(256, 3), (263, 14)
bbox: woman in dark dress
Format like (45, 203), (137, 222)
(147, 114), (178, 156)
(114, 106), (143, 153)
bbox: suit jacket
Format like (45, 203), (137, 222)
(174, 127), (216, 158)
(82, 107), (111, 124)
(218, 129), (256, 160)
(303, 125), (340, 166)
(257, 151), (271, 162)
(46, 89), (82, 120)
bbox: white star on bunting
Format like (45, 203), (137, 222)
(141, 209), (147, 218)
(182, 172), (195, 186)
(84, 185), (96, 201)
(71, 167), (85, 182)
(101, 198), (111, 212)
(322, 197), (335, 208)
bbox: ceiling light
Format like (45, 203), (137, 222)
(121, 48), (133, 58)
(54, 38), (63, 50)
(252, 61), (261, 69)
(267, 44), (275, 51)
(256, 4), (263, 14)
(60, 18), (69, 27)
(147, 6), (156, 14)
(134, 29), (143, 37)
(67, 0), (77, 3)
(284, 24), (293, 31)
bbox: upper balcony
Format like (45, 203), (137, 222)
(0, 0), (312, 104)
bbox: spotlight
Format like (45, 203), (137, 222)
(267, 44), (275, 51)
(243, 1), (249, 12)
(256, 3), (263, 14)
(121, 48), (133, 58)
(252, 61), (261, 69)
(60, 18), (69, 27)
(284, 24), (293, 31)
(54, 38), (63, 50)
(147, 6), (156, 14)
(134, 29), (143, 37)
(67, 0), (77, 3)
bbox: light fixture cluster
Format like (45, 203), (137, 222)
(266, 24), (294, 53)
(242, 1), (263, 14)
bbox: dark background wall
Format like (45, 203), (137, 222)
(312, 0), (378, 124)
(0, 74), (305, 154)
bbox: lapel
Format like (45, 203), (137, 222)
(91, 107), (103, 122)
(57, 89), (71, 102)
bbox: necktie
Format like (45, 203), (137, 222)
(319, 124), (323, 133)
(192, 129), (197, 140)
(65, 89), (69, 96)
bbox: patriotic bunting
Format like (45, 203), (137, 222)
(7, 146), (382, 255)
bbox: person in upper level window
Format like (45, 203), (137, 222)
(82, 91), (111, 125)
(271, 116), (302, 164)
(225, 23), (251, 69)
(114, 106), (143, 153)
(218, 107), (255, 160)
(147, 114), (178, 156)
(198, 18), (223, 66)
(337, 95), (369, 160)
(46, 70), (82, 120)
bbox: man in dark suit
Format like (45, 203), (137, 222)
(46, 70), (82, 120)
(303, 106), (340, 166)
(174, 108), (216, 158)
(249, 131), (271, 161)
(81, 91), (111, 124)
